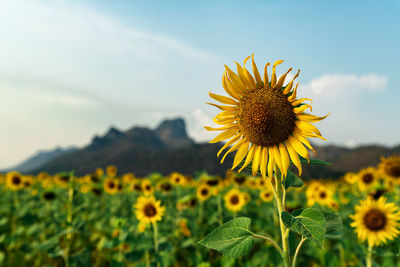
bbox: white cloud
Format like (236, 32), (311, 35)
(186, 108), (215, 142)
(303, 74), (387, 96)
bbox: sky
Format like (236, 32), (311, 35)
(1, 0), (399, 168)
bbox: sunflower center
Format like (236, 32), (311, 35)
(12, 176), (21, 185)
(363, 209), (387, 231)
(362, 173), (373, 184)
(108, 182), (115, 189)
(237, 87), (296, 147)
(201, 189), (209, 196)
(234, 177), (245, 185)
(387, 165), (400, 178)
(319, 192), (327, 199)
(230, 195), (240, 205)
(143, 204), (157, 217)
(264, 192), (271, 198)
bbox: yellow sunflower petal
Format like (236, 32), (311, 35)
(206, 102), (237, 112)
(297, 113), (330, 122)
(296, 121), (322, 136)
(260, 147), (268, 178)
(271, 145), (283, 175)
(221, 138), (247, 163)
(270, 60), (284, 88)
(217, 133), (242, 157)
(225, 65), (246, 91)
(251, 54), (262, 86)
(263, 62), (271, 86)
(267, 148), (275, 178)
(232, 141), (250, 170)
(252, 145), (262, 176)
(288, 136), (309, 161)
(275, 68), (292, 91)
(279, 143), (290, 177)
(209, 92), (238, 105)
(222, 72), (241, 100)
(283, 69), (300, 95)
(238, 145), (255, 173)
(243, 56), (256, 88)
(204, 124), (236, 131)
(286, 143), (302, 175)
(209, 128), (238, 143)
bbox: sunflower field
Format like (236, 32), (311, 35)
(1, 155), (400, 267)
(2, 56), (400, 267)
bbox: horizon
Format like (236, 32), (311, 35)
(1, 0), (399, 168)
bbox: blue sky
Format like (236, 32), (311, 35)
(1, 0), (399, 168)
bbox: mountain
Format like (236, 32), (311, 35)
(2, 147), (77, 174)
(32, 118), (234, 176)
(27, 118), (399, 179)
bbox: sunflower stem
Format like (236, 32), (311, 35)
(292, 236), (306, 267)
(366, 243), (373, 267)
(274, 168), (290, 267)
(65, 173), (74, 267)
(152, 222), (160, 267)
(217, 194), (223, 226)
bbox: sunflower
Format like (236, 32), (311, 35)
(179, 218), (191, 237)
(134, 196), (165, 224)
(205, 55), (327, 178)
(357, 167), (378, 192)
(141, 179), (154, 196)
(224, 188), (246, 212)
(260, 189), (274, 202)
(122, 173), (135, 184)
(157, 180), (173, 193)
(378, 155), (400, 180)
(197, 184), (212, 202)
(315, 186), (334, 206)
(95, 167), (104, 177)
(103, 177), (118, 194)
(80, 184), (91, 194)
(170, 172), (186, 186)
(54, 174), (70, 188)
(6, 171), (24, 190)
(42, 191), (57, 201)
(350, 197), (400, 247)
(23, 175), (35, 188)
(106, 165), (118, 177)
(344, 172), (357, 184)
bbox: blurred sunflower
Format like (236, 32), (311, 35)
(103, 177), (118, 194)
(179, 218), (191, 237)
(80, 184), (91, 194)
(157, 180), (173, 193)
(344, 172), (357, 184)
(197, 184), (212, 202)
(6, 171), (24, 190)
(315, 186), (334, 205)
(23, 175), (35, 188)
(224, 188), (246, 212)
(130, 180), (143, 193)
(378, 155), (400, 180)
(357, 167), (378, 192)
(205, 54), (327, 178)
(42, 191), (57, 201)
(141, 179), (154, 196)
(260, 189), (274, 202)
(95, 167), (104, 177)
(122, 173), (135, 184)
(134, 196), (165, 224)
(54, 174), (70, 188)
(350, 197), (400, 247)
(106, 165), (118, 177)
(170, 172), (186, 186)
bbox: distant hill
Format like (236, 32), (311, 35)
(22, 117), (399, 179)
(2, 147), (76, 174)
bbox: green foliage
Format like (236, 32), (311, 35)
(282, 208), (326, 248)
(284, 170), (304, 190)
(199, 217), (255, 258)
(299, 157), (331, 166)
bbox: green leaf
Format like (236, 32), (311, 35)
(299, 157), (331, 166)
(198, 217), (255, 258)
(284, 170), (304, 190)
(320, 209), (343, 239)
(281, 208), (326, 248)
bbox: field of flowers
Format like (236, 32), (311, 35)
(1, 155), (400, 267)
